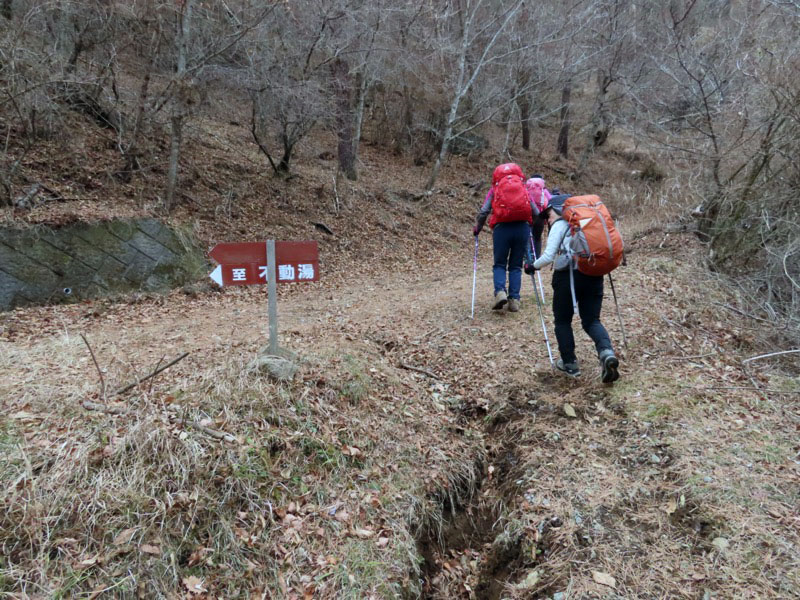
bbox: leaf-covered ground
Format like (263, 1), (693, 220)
(1, 114), (798, 599)
(2, 218), (798, 598)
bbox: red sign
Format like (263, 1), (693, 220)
(208, 241), (319, 287)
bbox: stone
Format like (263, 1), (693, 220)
(251, 355), (298, 382)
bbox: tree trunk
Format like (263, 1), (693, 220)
(120, 28), (160, 182)
(250, 100), (280, 176)
(396, 85), (414, 155)
(352, 70), (368, 163)
(501, 100), (517, 159)
(278, 134), (292, 173)
(165, 113), (184, 210)
(519, 93), (531, 151)
(425, 124), (449, 190)
(426, 36), (470, 191)
(2, 0), (12, 19)
(557, 80), (572, 158)
(576, 74), (611, 176)
(330, 58), (357, 181)
(165, 0), (192, 212)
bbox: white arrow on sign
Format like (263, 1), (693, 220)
(209, 264), (223, 286)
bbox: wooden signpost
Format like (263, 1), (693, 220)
(208, 240), (319, 353)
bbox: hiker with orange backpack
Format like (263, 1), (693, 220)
(530, 194), (623, 383)
(473, 163), (536, 312)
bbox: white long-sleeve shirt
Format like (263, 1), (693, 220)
(533, 219), (572, 271)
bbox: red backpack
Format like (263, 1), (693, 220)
(488, 163), (532, 228)
(562, 195), (624, 276)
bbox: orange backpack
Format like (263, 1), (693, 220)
(562, 195), (624, 276)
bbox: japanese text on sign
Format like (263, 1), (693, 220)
(208, 241), (319, 287)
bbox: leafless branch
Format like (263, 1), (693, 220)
(80, 334), (106, 403)
(399, 362), (440, 380)
(114, 352), (190, 397)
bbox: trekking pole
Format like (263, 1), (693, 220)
(470, 235), (479, 319)
(528, 237), (555, 368)
(529, 235), (547, 305)
(607, 273), (629, 349)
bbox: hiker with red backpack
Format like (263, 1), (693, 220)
(473, 163), (536, 312)
(530, 194), (623, 383)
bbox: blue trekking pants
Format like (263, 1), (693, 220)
(492, 221), (530, 300)
(552, 269), (612, 364)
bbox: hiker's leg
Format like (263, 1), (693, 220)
(507, 222), (528, 300)
(575, 272), (612, 354)
(532, 217), (544, 258)
(492, 225), (511, 294)
(552, 270), (576, 363)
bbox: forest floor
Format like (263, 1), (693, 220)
(1, 113), (799, 599)
(2, 225), (798, 599)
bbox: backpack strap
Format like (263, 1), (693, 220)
(568, 260), (579, 314)
(554, 217), (571, 258)
(557, 219), (578, 311)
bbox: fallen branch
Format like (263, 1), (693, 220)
(114, 352), (189, 396)
(399, 362), (440, 379)
(14, 183), (69, 208)
(148, 356), (165, 395)
(694, 386), (800, 395)
(181, 420), (237, 443)
(80, 334), (106, 403)
(14, 183), (42, 208)
(717, 303), (772, 324)
(662, 352), (716, 360)
(742, 348), (800, 364)
(82, 400), (127, 414)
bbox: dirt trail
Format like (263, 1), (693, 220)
(3, 239), (561, 403)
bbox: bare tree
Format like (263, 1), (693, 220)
(556, 78), (572, 158)
(164, 0), (193, 212)
(156, 0), (271, 210)
(575, 0), (639, 177)
(330, 57), (357, 180)
(247, 3), (329, 176)
(423, 0), (525, 192)
(630, 0), (800, 326)
(0, 1), (119, 203)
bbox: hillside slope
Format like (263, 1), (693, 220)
(1, 116), (798, 599)
(2, 225), (799, 598)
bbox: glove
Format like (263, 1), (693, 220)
(524, 263), (537, 274)
(472, 225), (480, 236)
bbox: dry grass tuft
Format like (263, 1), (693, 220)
(0, 330), (482, 598)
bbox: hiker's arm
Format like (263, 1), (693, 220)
(474, 189), (493, 233)
(533, 220), (568, 269)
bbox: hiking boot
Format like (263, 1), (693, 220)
(508, 298), (520, 312)
(492, 290), (508, 310)
(556, 359), (581, 377)
(599, 349), (620, 383)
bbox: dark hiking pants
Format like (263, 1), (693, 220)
(552, 269), (612, 364)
